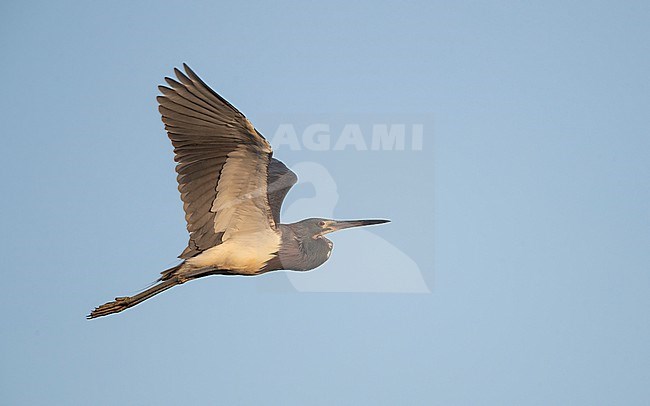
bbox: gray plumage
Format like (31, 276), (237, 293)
(88, 65), (388, 319)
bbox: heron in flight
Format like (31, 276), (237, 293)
(88, 65), (389, 319)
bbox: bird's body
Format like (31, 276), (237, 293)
(185, 228), (280, 273)
(88, 65), (388, 319)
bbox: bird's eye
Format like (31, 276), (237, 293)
(318, 221), (326, 227)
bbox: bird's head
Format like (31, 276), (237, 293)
(294, 218), (390, 240)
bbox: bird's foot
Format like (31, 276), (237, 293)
(87, 296), (131, 319)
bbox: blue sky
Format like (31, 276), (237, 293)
(1, 1), (649, 404)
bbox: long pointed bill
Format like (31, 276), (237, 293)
(324, 219), (390, 234)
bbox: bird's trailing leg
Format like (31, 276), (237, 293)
(87, 277), (180, 319)
(87, 265), (221, 319)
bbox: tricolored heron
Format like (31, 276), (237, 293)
(88, 65), (389, 319)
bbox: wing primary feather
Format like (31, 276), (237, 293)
(158, 87), (226, 122)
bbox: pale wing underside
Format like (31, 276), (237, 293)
(157, 64), (276, 259)
(212, 145), (275, 241)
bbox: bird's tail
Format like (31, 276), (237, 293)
(87, 277), (181, 319)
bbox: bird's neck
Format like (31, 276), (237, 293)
(274, 225), (331, 272)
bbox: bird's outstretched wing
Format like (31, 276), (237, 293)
(158, 64), (277, 259)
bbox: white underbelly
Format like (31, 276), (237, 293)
(185, 229), (281, 274)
